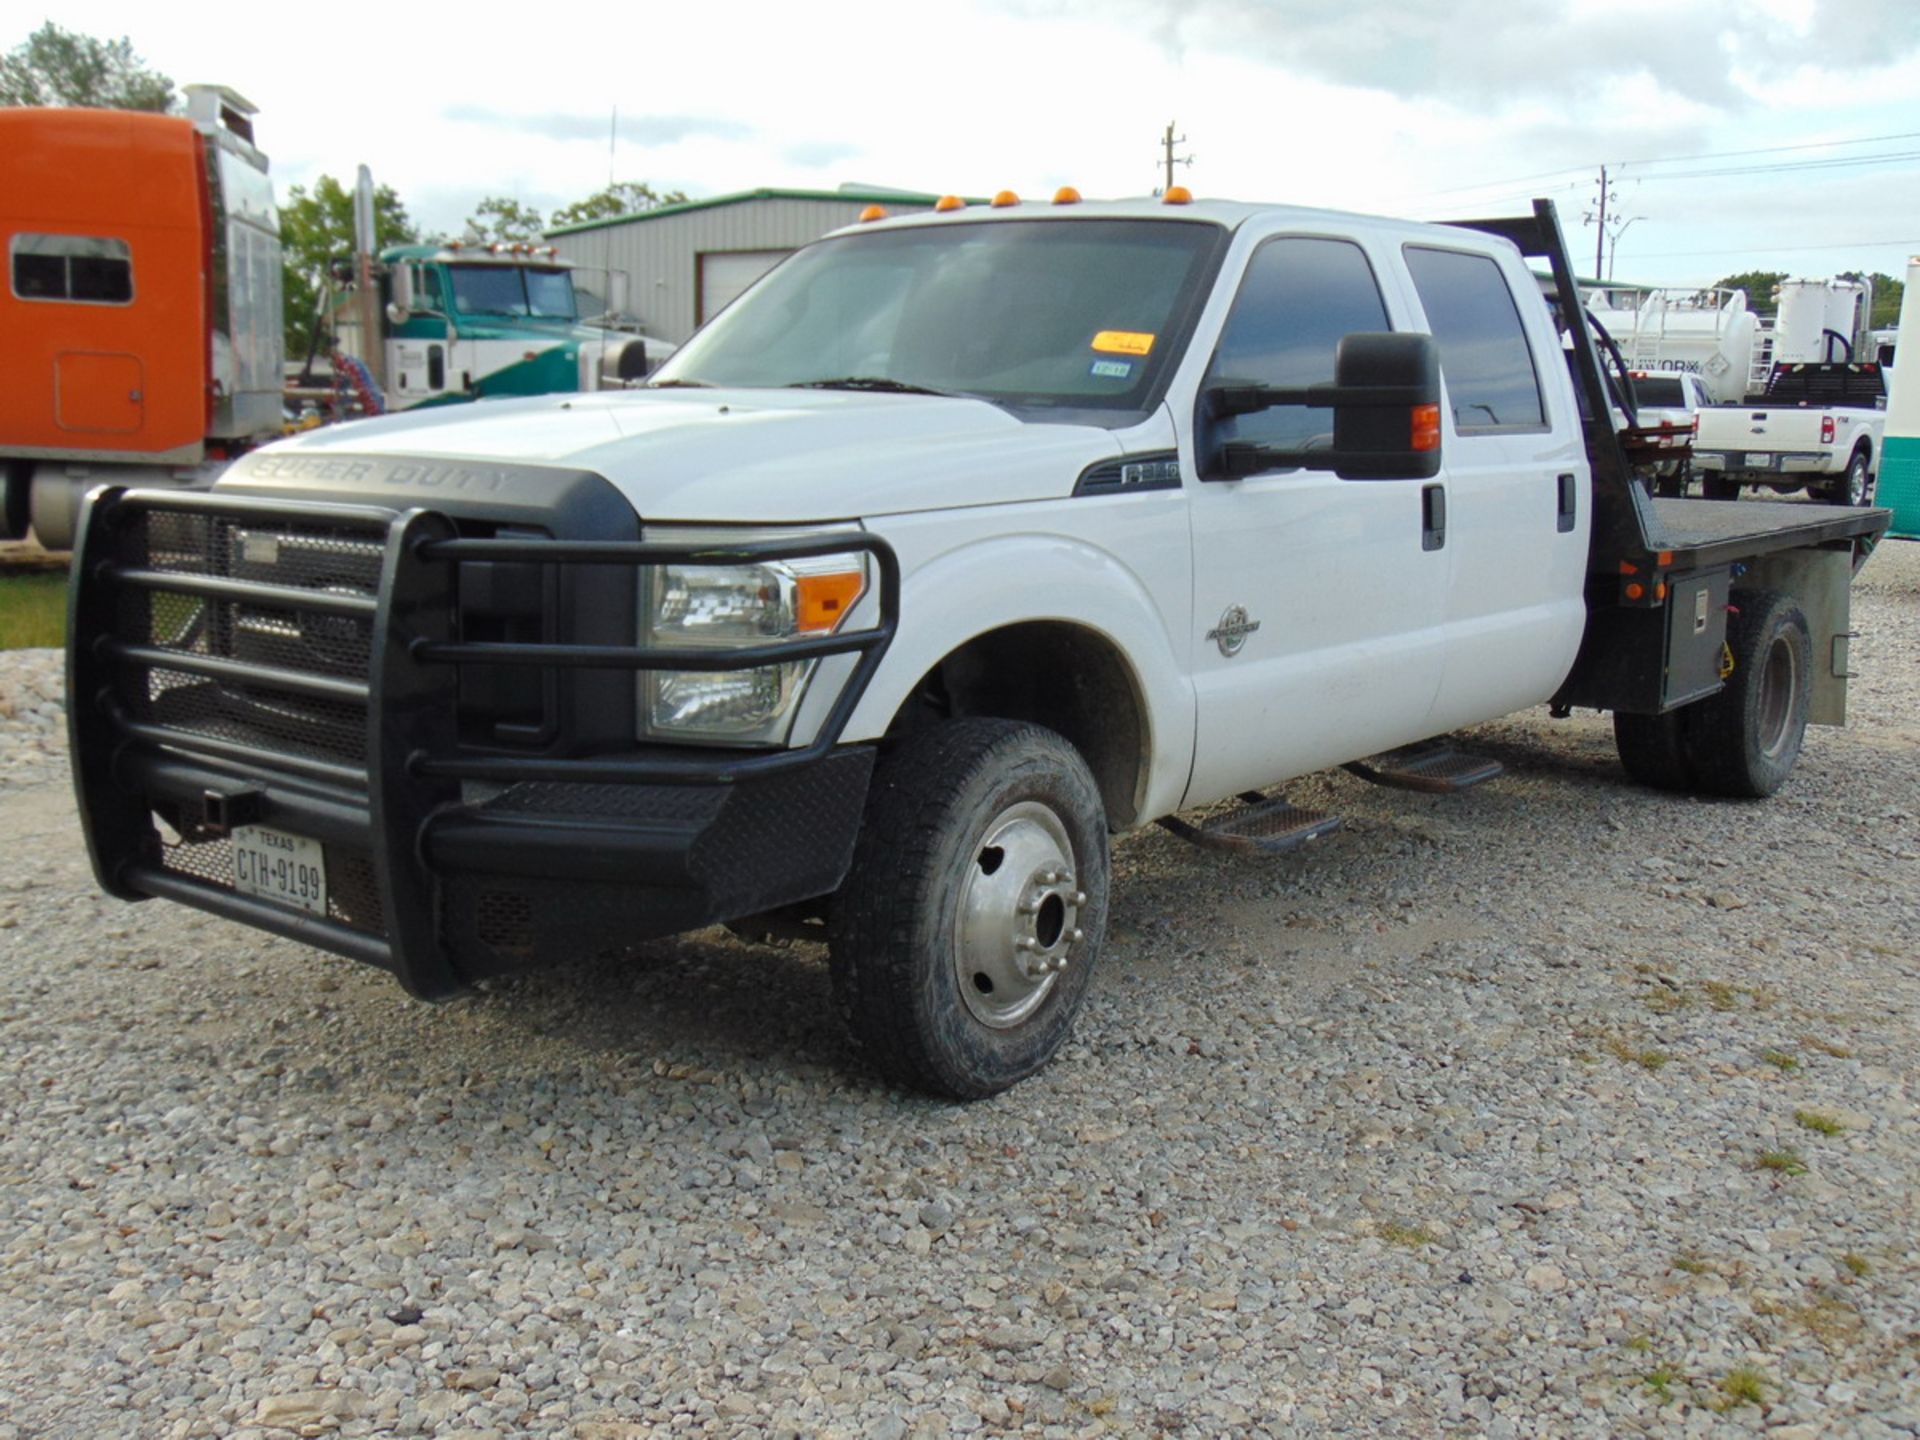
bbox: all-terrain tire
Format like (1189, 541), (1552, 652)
(1613, 710), (1694, 791)
(1681, 589), (1812, 798)
(827, 718), (1109, 1099)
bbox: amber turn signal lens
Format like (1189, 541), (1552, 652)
(1411, 403), (1441, 452)
(795, 571), (866, 633)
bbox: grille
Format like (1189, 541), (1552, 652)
(119, 509), (387, 769)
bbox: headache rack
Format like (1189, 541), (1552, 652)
(68, 485), (898, 996)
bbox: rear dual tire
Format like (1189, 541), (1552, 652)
(1613, 589), (1811, 799)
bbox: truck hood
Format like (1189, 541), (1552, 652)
(257, 389), (1125, 522)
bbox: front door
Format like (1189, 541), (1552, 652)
(1183, 233), (1449, 808)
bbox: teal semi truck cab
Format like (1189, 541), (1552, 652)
(329, 242), (669, 411)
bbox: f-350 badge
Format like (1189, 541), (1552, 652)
(1207, 605), (1261, 657)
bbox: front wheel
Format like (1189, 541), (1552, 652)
(828, 718), (1109, 1098)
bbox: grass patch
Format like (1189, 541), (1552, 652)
(1802, 1035), (1853, 1059)
(1757, 1291), (1864, 1350)
(1672, 1253), (1714, 1276)
(1793, 1109), (1846, 1137)
(1714, 1367), (1768, 1410)
(1702, 981), (1740, 1011)
(1376, 1221), (1439, 1248)
(0, 573), (66, 650)
(1756, 1149), (1808, 1176)
(1842, 1252), (1871, 1278)
(1606, 1035), (1670, 1072)
(1644, 986), (1690, 1015)
(1642, 1365), (1680, 1403)
(1624, 1334), (1655, 1353)
(1759, 1047), (1800, 1072)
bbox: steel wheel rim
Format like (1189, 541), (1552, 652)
(1756, 630), (1799, 760)
(1848, 455), (1868, 506)
(953, 800), (1084, 1029)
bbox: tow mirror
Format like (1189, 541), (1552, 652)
(1200, 331), (1444, 481)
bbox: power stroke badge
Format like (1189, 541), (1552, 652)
(1207, 605), (1261, 657)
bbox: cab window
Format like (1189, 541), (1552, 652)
(1403, 246), (1547, 432)
(10, 234), (133, 304)
(1205, 236), (1391, 458)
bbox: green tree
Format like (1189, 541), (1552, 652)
(0, 21), (173, 110)
(548, 181), (688, 231)
(280, 175), (418, 358)
(462, 196), (545, 244)
(1711, 271), (1789, 316)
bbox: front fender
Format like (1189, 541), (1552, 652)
(838, 512), (1195, 826)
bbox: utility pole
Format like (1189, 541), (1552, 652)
(1158, 122), (1193, 194)
(1593, 165), (1607, 279)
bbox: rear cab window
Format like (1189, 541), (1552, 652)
(1402, 245), (1546, 434)
(10, 234), (134, 304)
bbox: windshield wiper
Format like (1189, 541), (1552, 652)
(647, 378), (714, 389)
(787, 376), (953, 397)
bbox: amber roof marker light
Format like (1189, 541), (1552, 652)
(1162, 185), (1193, 204)
(991, 190), (1020, 207)
(934, 195), (965, 212)
(1052, 187), (1082, 204)
(858, 204), (888, 222)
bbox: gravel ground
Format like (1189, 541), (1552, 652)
(2, 544), (1917, 1439)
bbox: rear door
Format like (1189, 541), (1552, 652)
(1399, 243), (1589, 729)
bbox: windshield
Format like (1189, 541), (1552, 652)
(1631, 376), (1685, 406)
(447, 264), (577, 319)
(653, 218), (1223, 415)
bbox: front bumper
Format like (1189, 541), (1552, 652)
(67, 484), (896, 997)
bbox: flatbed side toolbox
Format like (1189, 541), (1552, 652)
(1555, 566), (1731, 715)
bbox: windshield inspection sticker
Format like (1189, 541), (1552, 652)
(1090, 359), (1134, 379)
(1091, 330), (1156, 356)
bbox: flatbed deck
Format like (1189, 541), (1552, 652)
(1645, 497), (1890, 568)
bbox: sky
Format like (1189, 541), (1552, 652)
(26, 0), (1920, 290)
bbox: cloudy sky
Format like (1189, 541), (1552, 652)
(31, 0), (1920, 287)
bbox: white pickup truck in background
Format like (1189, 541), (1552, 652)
(1692, 362), (1887, 505)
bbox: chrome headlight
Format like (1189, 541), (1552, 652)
(641, 548), (869, 744)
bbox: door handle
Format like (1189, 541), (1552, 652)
(1421, 483), (1446, 551)
(1557, 472), (1577, 533)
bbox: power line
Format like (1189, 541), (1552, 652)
(1626, 237), (1918, 259)
(1628, 150), (1920, 184)
(1412, 127), (1920, 202)
(1617, 129), (1920, 169)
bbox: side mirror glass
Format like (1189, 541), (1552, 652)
(386, 263), (414, 327)
(1200, 331), (1444, 481)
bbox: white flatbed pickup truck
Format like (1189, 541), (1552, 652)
(1692, 362), (1888, 505)
(66, 197), (1891, 1096)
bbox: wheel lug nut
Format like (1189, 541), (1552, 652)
(1072, 891), (1086, 906)
(1070, 928), (1084, 944)
(1016, 937), (1036, 951)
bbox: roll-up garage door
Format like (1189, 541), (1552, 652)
(696, 250), (790, 325)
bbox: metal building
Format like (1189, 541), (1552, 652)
(545, 186), (947, 345)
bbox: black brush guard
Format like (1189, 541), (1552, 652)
(67, 485), (899, 997)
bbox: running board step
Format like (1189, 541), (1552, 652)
(1157, 796), (1343, 855)
(1343, 745), (1503, 794)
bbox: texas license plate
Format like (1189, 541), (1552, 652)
(231, 825), (327, 916)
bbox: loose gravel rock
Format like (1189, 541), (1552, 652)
(2, 544), (1918, 1437)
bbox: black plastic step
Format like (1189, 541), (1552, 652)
(1157, 796), (1343, 855)
(1343, 744), (1503, 794)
